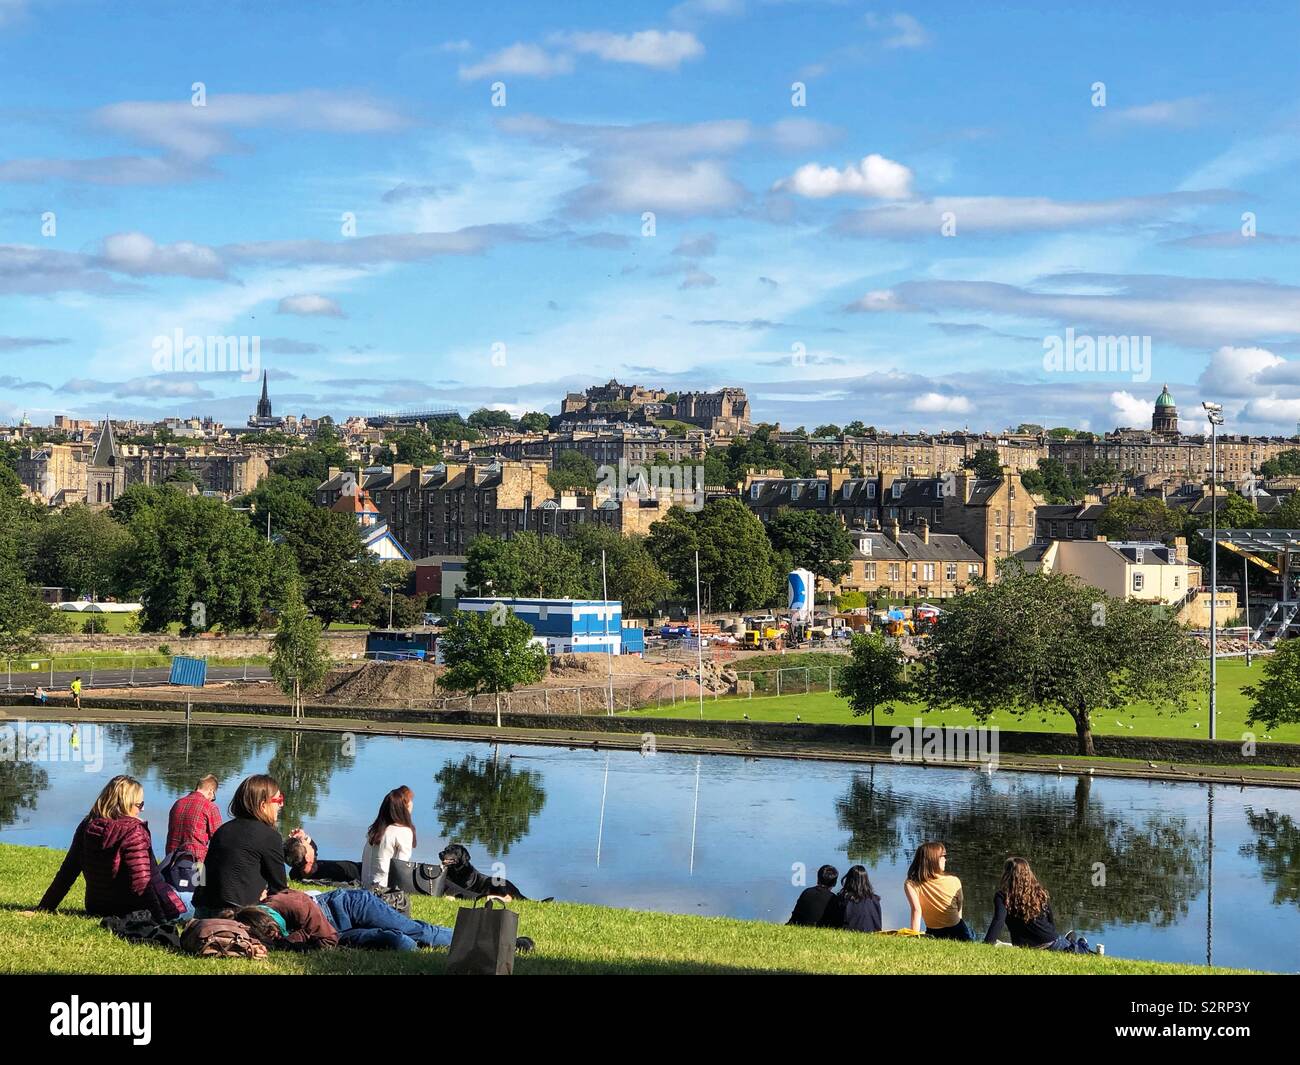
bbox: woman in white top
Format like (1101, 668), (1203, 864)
(361, 785), (416, 888)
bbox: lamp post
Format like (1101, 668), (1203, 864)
(1203, 402), (1224, 740)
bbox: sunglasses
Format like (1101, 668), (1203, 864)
(268, 795), (284, 806)
(134, 801), (145, 810)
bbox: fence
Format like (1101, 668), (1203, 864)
(3, 655), (271, 692)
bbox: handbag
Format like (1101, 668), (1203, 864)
(445, 898), (520, 976)
(368, 884), (411, 917)
(388, 858), (456, 897)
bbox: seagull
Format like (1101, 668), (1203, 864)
(742, 713), (749, 720)
(1147, 762), (1159, 769)
(795, 715), (802, 722)
(1057, 764), (1064, 772)
(1087, 768), (1095, 776)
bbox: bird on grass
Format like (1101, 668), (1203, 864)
(1147, 762), (1159, 769)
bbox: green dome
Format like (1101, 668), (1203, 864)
(1155, 385), (1176, 408)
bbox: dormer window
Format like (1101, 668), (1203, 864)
(817, 483), (826, 500)
(892, 483), (902, 498)
(791, 484), (802, 500)
(867, 483), (877, 499)
(750, 483), (760, 499)
(860, 537), (872, 555)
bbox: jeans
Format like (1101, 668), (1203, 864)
(927, 919), (974, 941)
(175, 891), (196, 922)
(316, 889), (453, 952)
(1047, 933), (1091, 953)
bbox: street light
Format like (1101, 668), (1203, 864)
(1203, 402), (1224, 740)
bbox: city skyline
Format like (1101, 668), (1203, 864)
(2, 1), (1299, 434)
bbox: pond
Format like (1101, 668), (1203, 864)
(1, 721), (1297, 972)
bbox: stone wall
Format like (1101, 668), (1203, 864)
(39, 632), (366, 659)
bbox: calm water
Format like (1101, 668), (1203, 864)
(2, 721), (1298, 972)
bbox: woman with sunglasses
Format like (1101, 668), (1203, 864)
(37, 775), (186, 922)
(904, 841), (973, 941)
(192, 774), (288, 916)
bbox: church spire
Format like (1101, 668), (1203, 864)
(256, 370), (272, 420)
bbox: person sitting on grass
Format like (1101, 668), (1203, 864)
(362, 785), (417, 890)
(229, 887), (534, 954)
(33, 686), (47, 705)
(787, 863), (839, 926)
(35, 775), (186, 923)
(819, 865), (883, 933)
(192, 774), (288, 916)
(983, 857), (1091, 953)
(904, 841), (972, 940)
(284, 828), (361, 883)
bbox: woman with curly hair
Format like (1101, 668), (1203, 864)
(983, 857), (1091, 952)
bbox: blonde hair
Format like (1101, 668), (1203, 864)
(90, 775), (144, 821)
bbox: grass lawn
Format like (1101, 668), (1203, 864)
(624, 657), (1300, 744)
(0, 844), (1237, 975)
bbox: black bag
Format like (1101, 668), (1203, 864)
(389, 859), (478, 899)
(445, 898), (519, 976)
(101, 910), (183, 951)
(368, 884), (410, 917)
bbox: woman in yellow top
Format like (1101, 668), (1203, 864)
(904, 841), (973, 940)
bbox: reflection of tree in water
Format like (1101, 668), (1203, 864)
(0, 760), (51, 830)
(1240, 807), (1300, 907)
(108, 724), (266, 797)
(434, 751), (546, 856)
(836, 772), (1206, 935)
(835, 765), (907, 867)
(268, 731), (353, 829)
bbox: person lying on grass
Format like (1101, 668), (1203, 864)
(229, 887), (534, 954)
(33, 774), (186, 924)
(283, 828), (361, 883)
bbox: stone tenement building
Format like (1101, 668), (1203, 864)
(316, 460), (673, 559)
(787, 431), (1048, 475)
(744, 467), (1040, 579)
(1047, 386), (1298, 480)
(460, 426), (708, 468)
(559, 379), (751, 433)
(673, 387), (752, 432)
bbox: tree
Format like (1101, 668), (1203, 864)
(646, 498), (781, 611)
(813, 424), (841, 438)
(837, 631), (910, 742)
(844, 421), (875, 437)
(438, 608), (548, 726)
(1260, 450), (1300, 478)
(915, 564), (1204, 755)
(271, 591), (332, 718)
(426, 414), (478, 443)
(467, 408), (517, 431)
(120, 493), (294, 633)
(464, 532), (589, 599)
(0, 521), (59, 656)
(570, 524), (673, 617)
(235, 473), (315, 535)
(517, 411), (551, 433)
(1023, 457), (1081, 504)
(1244, 639), (1300, 731)
(280, 509), (378, 627)
(547, 450), (598, 492)
(836, 590), (867, 611)
(1046, 427), (1079, 440)
(33, 505), (133, 597)
(765, 508), (855, 583)
(1220, 493), (1261, 530)
(435, 753), (548, 855)
(962, 448), (1003, 480)
(1098, 497), (1182, 542)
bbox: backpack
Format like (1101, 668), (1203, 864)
(181, 918), (269, 959)
(101, 910), (183, 951)
(159, 848), (200, 892)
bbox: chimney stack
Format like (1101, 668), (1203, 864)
(917, 517), (930, 544)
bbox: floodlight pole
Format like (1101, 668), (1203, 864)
(1204, 404), (1222, 740)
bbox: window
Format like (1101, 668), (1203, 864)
(1133, 572), (1145, 592)
(750, 483), (760, 499)
(889, 563), (901, 582)
(910, 563), (918, 579)
(968, 564), (979, 578)
(892, 482), (902, 498)
(865, 562), (877, 580)
(995, 509), (1002, 524)
(861, 538), (872, 556)
(946, 563), (957, 581)
(817, 483), (826, 500)
(791, 484), (802, 500)
(1050, 521), (1058, 537)
(995, 534), (1002, 553)
(923, 564), (936, 581)
(866, 482), (877, 499)
(1174, 574), (1181, 589)
(1066, 522), (1075, 538)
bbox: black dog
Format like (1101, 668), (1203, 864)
(438, 843), (551, 902)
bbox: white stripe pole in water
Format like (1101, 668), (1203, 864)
(695, 550), (704, 719)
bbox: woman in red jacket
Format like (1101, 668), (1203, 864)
(37, 775), (185, 922)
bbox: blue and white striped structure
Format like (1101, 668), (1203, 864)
(457, 597), (623, 655)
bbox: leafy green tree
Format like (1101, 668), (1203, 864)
(120, 493), (294, 633)
(1273, 491), (1300, 529)
(570, 524), (673, 616)
(1260, 450), (1300, 478)
(271, 590), (333, 717)
(165, 467), (200, 485)
(0, 522), (59, 656)
(765, 508), (855, 583)
(464, 532), (588, 599)
(1015, 423), (1044, 434)
(1046, 427), (1079, 440)
(1244, 639), (1300, 731)
(813, 424), (841, 438)
(108, 482), (180, 525)
(236, 473), (315, 535)
(917, 564), (1203, 755)
(33, 505), (133, 597)
(517, 412), (551, 433)
(843, 421), (875, 437)
(1220, 493), (1261, 530)
(280, 508), (378, 627)
(434, 753), (548, 855)
(647, 498), (781, 611)
(438, 608), (548, 726)
(468, 408), (517, 431)
(1097, 497), (1183, 542)
(837, 631), (910, 740)
(962, 448), (1003, 479)
(547, 450), (598, 492)
(836, 590), (867, 610)
(426, 415), (479, 443)
(375, 427), (438, 466)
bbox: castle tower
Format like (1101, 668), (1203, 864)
(1152, 384), (1178, 435)
(86, 417), (126, 508)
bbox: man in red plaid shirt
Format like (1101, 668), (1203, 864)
(165, 775), (222, 862)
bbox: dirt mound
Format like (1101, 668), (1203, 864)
(322, 661), (441, 705)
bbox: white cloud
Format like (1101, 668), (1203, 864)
(910, 392), (971, 413)
(865, 13), (932, 49)
(98, 231), (226, 279)
(1197, 345), (1286, 397)
(844, 289), (914, 313)
(775, 154), (914, 199)
(555, 30), (704, 69)
(459, 43), (574, 81)
(1110, 390), (1153, 429)
(277, 294), (345, 318)
(1111, 97), (1207, 128)
(572, 157), (746, 216)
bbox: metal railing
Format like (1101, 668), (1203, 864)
(2, 655), (271, 693)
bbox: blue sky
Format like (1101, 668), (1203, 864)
(2, 0), (1299, 434)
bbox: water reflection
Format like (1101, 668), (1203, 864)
(2, 722), (1298, 971)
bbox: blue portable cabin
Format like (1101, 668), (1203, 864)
(457, 598), (623, 655)
(365, 629), (436, 661)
